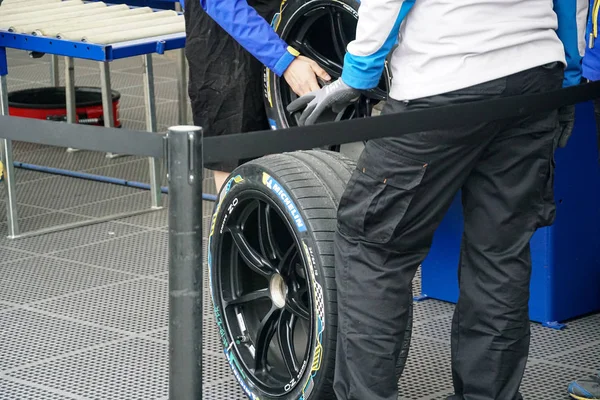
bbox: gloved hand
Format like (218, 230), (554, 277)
(286, 78), (360, 126)
(555, 105), (575, 148)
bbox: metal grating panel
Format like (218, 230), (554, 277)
(6, 338), (169, 400)
(412, 299), (455, 326)
(85, 158), (167, 186)
(6, 79), (48, 92)
(120, 118), (150, 132)
(0, 378), (75, 400)
(203, 378), (247, 400)
(546, 340), (600, 372)
(0, 170), (48, 190)
(0, 308), (124, 371)
(120, 80), (181, 102)
(1, 220), (144, 254)
(0, 256), (133, 304)
(6, 55), (42, 68)
(398, 337), (454, 400)
(413, 315), (453, 343)
(119, 96), (174, 113)
(51, 230), (168, 275)
(15, 147), (136, 172)
(412, 266), (422, 296)
(32, 279), (167, 333)
(145, 328), (168, 342)
(529, 316), (600, 359)
(519, 362), (598, 400)
(11, 175), (141, 210)
(0, 212), (90, 237)
(202, 352), (245, 386)
(116, 208), (168, 230)
(119, 61), (180, 81)
(64, 192), (161, 219)
(4, 63), (98, 84)
(150, 272), (168, 281)
(0, 301), (15, 311)
(12, 141), (54, 156)
(0, 245), (35, 265)
(123, 101), (181, 128)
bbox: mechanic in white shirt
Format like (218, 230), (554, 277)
(288, 1), (589, 399)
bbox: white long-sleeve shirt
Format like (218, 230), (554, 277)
(341, 0), (589, 101)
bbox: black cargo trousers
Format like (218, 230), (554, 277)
(333, 62), (564, 400)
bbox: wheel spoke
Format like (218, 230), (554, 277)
(254, 306), (282, 372)
(335, 11), (351, 50)
(229, 226), (277, 278)
(328, 9), (346, 62)
(365, 86), (388, 101)
(278, 245), (297, 275)
(286, 295), (311, 320)
(293, 40), (342, 77)
(225, 288), (270, 308)
(257, 201), (281, 261)
(277, 310), (299, 376)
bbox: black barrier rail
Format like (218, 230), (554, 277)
(3, 80), (600, 165)
(1, 79), (600, 400)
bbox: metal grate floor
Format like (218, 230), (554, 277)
(1, 48), (599, 400)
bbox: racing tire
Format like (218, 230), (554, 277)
(208, 150), (412, 400)
(263, 0), (389, 156)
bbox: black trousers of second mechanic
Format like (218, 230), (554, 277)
(333, 62), (564, 400)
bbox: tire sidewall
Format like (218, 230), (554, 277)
(208, 161), (330, 400)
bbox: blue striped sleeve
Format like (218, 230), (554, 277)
(341, 0), (415, 89)
(554, 0), (588, 87)
(195, 0), (297, 76)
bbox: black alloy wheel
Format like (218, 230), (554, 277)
(264, 0), (390, 131)
(209, 151), (413, 400)
(213, 191), (315, 397)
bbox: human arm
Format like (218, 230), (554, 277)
(341, 0), (415, 89)
(287, 0), (416, 124)
(179, 0), (330, 94)
(553, 0), (588, 88)
(553, 0), (589, 148)
(196, 0), (295, 76)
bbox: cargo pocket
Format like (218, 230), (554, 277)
(337, 145), (428, 244)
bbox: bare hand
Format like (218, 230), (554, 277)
(283, 56), (331, 96)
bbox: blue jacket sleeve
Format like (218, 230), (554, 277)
(341, 0), (415, 89)
(554, 0), (588, 87)
(180, 0), (297, 76)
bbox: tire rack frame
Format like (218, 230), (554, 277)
(0, 8), (187, 239)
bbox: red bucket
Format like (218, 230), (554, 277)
(8, 86), (121, 128)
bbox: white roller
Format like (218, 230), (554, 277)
(0, 0), (62, 8)
(33, 7), (156, 37)
(58, 13), (181, 41)
(82, 20), (185, 44)
(0, 4), (102, 27)
(0, 0), (83, 18)
(7, 2), (109, 32)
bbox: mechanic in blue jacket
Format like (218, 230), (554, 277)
(182, 0), (330, 191)
(566, 2), (600, 399)
(285, 0), (588, 399)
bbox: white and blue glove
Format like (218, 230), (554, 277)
(286, 78), (360, 126)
